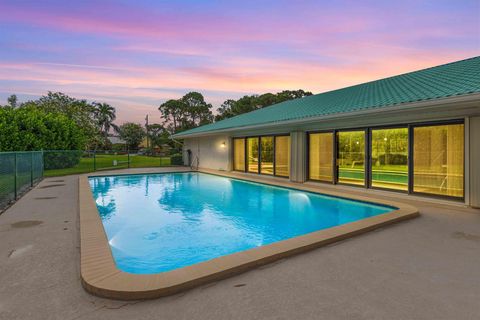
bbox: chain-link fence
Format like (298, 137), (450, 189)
(0, 151), (43, 210)
(0, 150), (183, 212)
(43, 150), (180, 176)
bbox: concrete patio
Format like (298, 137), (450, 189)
(0, 168), (479, 320)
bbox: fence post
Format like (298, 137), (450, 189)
(14, 152), (17, 200)
(127, 149), (130, 168)
(93, 150), (97, 171)
(30, 152), (34, 187)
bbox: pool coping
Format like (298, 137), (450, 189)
(79, 168), (419, 300)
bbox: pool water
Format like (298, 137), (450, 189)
(89, 172), (395, 274)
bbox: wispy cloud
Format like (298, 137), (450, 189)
(0, 0), (478, 123)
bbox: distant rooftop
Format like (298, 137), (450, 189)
(174, 56), (480, 138)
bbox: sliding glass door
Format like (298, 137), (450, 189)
(275, 136), (290, 177)
(260, 136), (274, 175)
(306, 121), (464, 200)
(247, 137), (259, 173)
(413, 123), (464, 197)
(233, 138), (245, 171)
(308, 132), (333, 182)
(336, 130), (365, 186)
(370, 128), (408, 191)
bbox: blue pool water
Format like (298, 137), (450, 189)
(89, 172), (395, 274)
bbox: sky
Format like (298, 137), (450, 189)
(0, 0), (479, 124)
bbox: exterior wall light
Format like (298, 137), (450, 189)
(221, 141), (226, 148)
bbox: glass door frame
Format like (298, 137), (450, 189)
(306, 130), (335, 184)
(305, 119), (465, 201)
(368, 125), (409, 193)
(335, 128), (368, 188)
(409, 119), (465, 200)
(231, 134), (290, 178)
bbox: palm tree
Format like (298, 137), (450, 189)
(93, 102), (119, 146)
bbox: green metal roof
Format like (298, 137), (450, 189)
(174, 56), (480, 137)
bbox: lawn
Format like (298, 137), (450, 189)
(44, 154), (172, 177)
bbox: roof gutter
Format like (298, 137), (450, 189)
(173, 92), (480, 139)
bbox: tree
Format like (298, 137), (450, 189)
(215, 89), (313, 121)
(93, 102), (118, 146)
(7, 94), (17, 108)
(147, 123), (171, 153)
(158, 92), (214, 133)
(181, 92), (213, 128)
(118, 123), (145, 150)
(158, 99), (187, 133)
(23, 91), (101, 149)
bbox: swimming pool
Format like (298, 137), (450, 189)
(89, 172), (396, 274)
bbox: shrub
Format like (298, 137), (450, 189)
(170, 153), (183, 165)
(0, 107), (86, 151)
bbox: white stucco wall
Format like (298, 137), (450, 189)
(183, 135), (231, 171)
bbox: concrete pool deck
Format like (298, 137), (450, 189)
(0, 167), (479, 319)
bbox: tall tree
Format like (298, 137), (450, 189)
(93, 102), (118, 145)
(118, 123), (145, 150)
(158, 99), (187, 133)
(158, 92), (214, 133)
(181, 92), (213, 128)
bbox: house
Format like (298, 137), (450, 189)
(173, 56), (480, 207)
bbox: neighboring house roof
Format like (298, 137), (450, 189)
(108, 136), (125, 144)
(173, 56), (480, 138)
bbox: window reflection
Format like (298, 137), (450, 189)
(233, 138), (245, 171)
(309, 133), (333, 182)
(371, 128), (408, 191)
(337, 131), (365, 185)
(275, 136), (290, 177)
(260, 137), (274, 175)
(247, 137), (259, 173)
(413, 124), (464, 197)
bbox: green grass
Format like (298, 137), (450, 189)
(44, 155), (172, 177)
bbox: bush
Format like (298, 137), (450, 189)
(0, 107), (86, 152)
(44, 151), (83, 170)
(378, 153), (407, 165)
(170, 153), (184, 165)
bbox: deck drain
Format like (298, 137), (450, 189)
(234, 284), (246, 287)
(39, 184), (66, 189)
(34, 196), (58, 200)
(49, 180), (65, 182)
(11, 220), (43, 228)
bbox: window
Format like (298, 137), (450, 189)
(275, 136), (290, 177)
(247, 137), (259, 173)
(308, 132), (333, 182)
(260, 136), (274, 175)
(233, 138), (245, 171)
(371, 128), (408, 191)
(413, 123), (464, 198)
(337, 130), (365, 185)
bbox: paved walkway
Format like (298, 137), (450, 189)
(0, 168), (479, 320)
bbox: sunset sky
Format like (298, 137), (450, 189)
(1, 0), (479, 124)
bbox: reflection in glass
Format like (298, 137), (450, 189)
(337, 131), (365, 185)
(233, 138), (245, 171)
(275, 136), (290, 177)
(413, 124), (464, 197)
(371, 128), (408, 190)
(247, 137), (259, 173)
(309, 133), (333, 182)
(260, 136), (274, 175)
